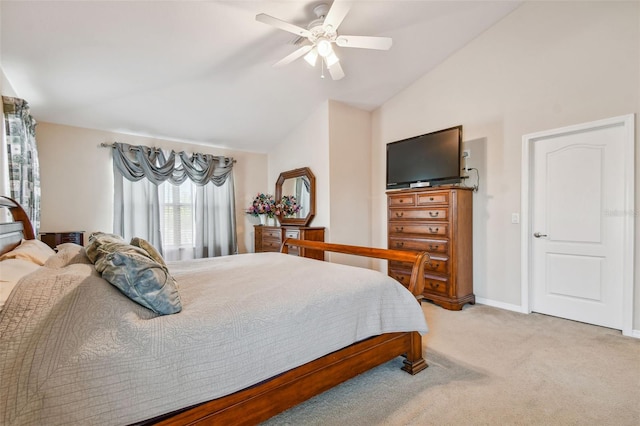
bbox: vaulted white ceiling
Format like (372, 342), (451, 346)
(1, 1), (521, 152)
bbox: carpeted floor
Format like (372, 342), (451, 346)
(262, 302), (640, 425)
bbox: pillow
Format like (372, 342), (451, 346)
(43, 243), (92, 269)
(131, 237), (167, 267)
(85, 232), (127, 264)
(97, 250), (182, 315)
(86, 232), (181, 315)
(0, 258), (41, 309)
(0, 239), (56, 265)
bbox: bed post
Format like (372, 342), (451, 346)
(401, 331), (427, 375)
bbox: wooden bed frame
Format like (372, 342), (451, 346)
(0, 196), (430, 426)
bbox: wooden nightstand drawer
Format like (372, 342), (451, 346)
(40, 232), (84, 250)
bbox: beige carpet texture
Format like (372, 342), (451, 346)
(262, 303), (640, 425)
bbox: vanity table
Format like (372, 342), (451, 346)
(254, 167), (325, 260)
(254, 225), (325, 260)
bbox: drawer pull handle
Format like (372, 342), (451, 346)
(395, 226), (404, 232)
(428, 262), (440, 270)
(395, 212), (404, 218)
(428, 281), (440, 289)
(397, 276), (405, 282)
(429, 211), (439, 217)
(428, 244), (438, 251)
(399, 199), (404, 203)
(395, 242), (404, 248)
(429, 197), (434, 201)
(429, 227), (439, 233)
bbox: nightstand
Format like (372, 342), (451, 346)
(40, 232), (84, 249)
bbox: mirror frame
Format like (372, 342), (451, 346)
(275, 167), (316, 227)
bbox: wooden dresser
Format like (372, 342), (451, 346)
(40, 231), (84, 250)
(387, 187), (474, 310)
(254, 225), (325, 260)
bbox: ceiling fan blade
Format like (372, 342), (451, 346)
(273, 45), (313, 67)
(256, 13), (311, 38)
(328, 61), (345, 81)
(336, 35), (393, 50)
(323, 1), (350, 32)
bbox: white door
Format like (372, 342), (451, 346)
(529, 119), (629, 329)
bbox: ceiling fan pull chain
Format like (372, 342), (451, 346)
(321, 58), (326, 79)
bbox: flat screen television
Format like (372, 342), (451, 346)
(386, 125), (462, 190)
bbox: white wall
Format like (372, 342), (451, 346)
(36, 122), (267, 253)
(372, 1), (640, 326)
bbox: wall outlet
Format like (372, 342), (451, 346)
(511, 213), (520, 224)
(462, 149), (471, 159)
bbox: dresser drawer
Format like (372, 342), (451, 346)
(417, 192), (449, 205)
(390, 255), (448, 275)
(388, 236), (448, 254)
(388, 193), (416, 207)
(388, 208), (448, 221)
(423, 274), (450, 296)
(389, 222), (449, 237)
(262, 228), (282, 240)
(260, 239), (282, 252)
(284, 229), (300, 239)
(389, 269), (450, 297)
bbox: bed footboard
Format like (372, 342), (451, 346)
(281, 238), (429, 300)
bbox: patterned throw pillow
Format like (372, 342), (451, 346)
(86, 232), (182, 315)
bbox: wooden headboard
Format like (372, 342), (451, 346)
(0, 196), (35, 256)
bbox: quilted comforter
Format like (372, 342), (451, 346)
(0, 251), (428, 425)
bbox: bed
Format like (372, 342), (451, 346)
(0, 196), (429, 425)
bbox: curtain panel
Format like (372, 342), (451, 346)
(111, 142), (236, 258)
(2, 96), (41, 234)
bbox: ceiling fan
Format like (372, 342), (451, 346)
(256, 1), (393, 80)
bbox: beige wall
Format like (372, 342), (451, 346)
(328, 100), (372, 267)
(267, 101), (372, 266)
(372, 1), (640, 326)
(35, 122), (267, 253)
(268, 101), (331, 232)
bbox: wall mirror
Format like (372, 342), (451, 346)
(275, 167), (315, 227)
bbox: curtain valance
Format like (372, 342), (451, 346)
(111, 142), (234, 187)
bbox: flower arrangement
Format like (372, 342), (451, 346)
(277, 195), (302, 218)
(246, 193), (276, 218)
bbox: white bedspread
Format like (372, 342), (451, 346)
(0, 252), (427, 425)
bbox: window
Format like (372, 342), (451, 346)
(160, 181), (194, 249)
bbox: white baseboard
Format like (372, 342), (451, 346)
(476, 297), (640, 339)
(475, 297), (525, 313)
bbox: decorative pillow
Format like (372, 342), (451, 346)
(85, 232), (127, 264)
(0, 239), (56, 265)
(86, 232), (181, 315)
(43, 243), (92, 269)
(97, 250), (181, 315)
(131, 237), (167, 267)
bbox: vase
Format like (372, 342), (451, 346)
(259, 215), (266, 225)
(266, 216), (276, 226)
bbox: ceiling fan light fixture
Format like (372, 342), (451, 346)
(325, 51), (339, 67)
(304, 48), (319, 66)
(316, 39), (333, 57)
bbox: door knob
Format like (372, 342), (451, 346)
(533, 232), (548, 238)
